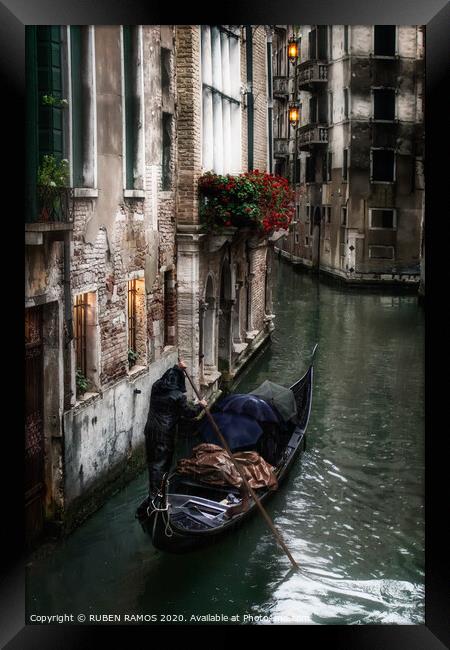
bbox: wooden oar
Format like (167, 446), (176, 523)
(181, 365), (299, 570)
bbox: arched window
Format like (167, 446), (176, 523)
(218, 261), (232, 371)
(203, 275), (216, 369)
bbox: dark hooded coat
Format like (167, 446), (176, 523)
(144, 365), (203, 494)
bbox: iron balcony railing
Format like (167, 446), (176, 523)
(34, 185), (74, 224)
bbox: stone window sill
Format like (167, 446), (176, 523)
(73, 391), (101, 410)
(73, 187), (99, 198)
(127, 364), (147, 378)
(124, 189), (145, 199)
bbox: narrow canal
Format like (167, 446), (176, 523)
(26, 258), (425, 625)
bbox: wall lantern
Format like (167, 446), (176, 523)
(288, 38), (299, 63)
(288, 103), (300, 127)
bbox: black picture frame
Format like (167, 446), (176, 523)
(3, 0), (448, 646)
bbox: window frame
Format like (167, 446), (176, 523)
(370, 147), (396, 184)
(72, 290), (100, 394)
(200, 25), (242, 175)
(121, 25), (145, 195)
(343, 87), (350, 120)
(343, 148), (349, 182)
(373, 25), (397, 58)
(369, 207), (397, 230)
(369, 245), (395, 260)
(371, 86), (397, 122)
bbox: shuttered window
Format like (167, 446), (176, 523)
(26, 26), (64, 221)
(201, 25), (241, 174)
(37, 27), (64, 161)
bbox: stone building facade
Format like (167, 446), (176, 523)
(274, 25), (425, 286)
(25, 25), (179, 540)
(25, 24), (276, 542)
(175, 25), (275, 401)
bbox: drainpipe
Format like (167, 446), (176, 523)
(245, 25), (254, 171)
(245, 240), (251, 331)
(266, 26), (273, 174)
(63, 230), (73, 410)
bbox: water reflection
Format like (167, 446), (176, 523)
(27, 258), (424, 624)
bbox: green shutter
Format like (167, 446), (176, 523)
(36, 26), (63, 162)
(123, 25), (135, 189)
(26, 26), (39, 221)
(70, 26), (83, 187)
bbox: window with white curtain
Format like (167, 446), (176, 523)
(201, 25), (241, 174)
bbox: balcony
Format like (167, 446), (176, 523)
(25, 186), (74, 243)
(30, 186), (74, 224)
(296, 60), (328, 91)
(272, 76), (290, 98)
(297, 124), (328, 151)
(273, 138), (294, 157)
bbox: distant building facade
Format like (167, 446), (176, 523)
(274, 25), (425, 286)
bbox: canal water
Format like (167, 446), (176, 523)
(26, 258), (425, 625)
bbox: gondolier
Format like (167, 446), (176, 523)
(144, 359), (207, 498)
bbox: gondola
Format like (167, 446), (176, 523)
(136, 350), (316, 554)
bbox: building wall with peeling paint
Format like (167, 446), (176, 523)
(26, 25), (181, 536)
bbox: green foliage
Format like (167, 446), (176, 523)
(41, 94), (69, 108)
(37, 155), (70, 188)
(128, 348), (139, 368)
(76, 369), (89, 396)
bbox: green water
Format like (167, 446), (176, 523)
(26, 258), (425, 625)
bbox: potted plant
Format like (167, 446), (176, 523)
(37, 155), (70, 222)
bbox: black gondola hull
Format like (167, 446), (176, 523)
(136, 363), (314, 554)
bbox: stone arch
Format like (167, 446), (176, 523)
(201, 273), (216, 370)
(232, 263), (243, 345)
(218, 258), (232, 372)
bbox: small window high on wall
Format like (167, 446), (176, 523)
(127, 278), (147, 370)
(73, 292), (99, 395)
(201, 25), (241, 174)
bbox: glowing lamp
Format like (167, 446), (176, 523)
(288, 38), (299, 63)
(288, 103), (300, 127)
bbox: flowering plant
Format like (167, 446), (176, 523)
(36, 155), (71, 222)
(41, 94), (69, 108)
(37, 155), (70, 188)
(198, 170), (295, 235)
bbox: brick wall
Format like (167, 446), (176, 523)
(175, 26), (202, 225)
(253, 28), (268, 171)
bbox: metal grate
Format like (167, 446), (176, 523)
(128, 280), (137, 354)
(73, 293), (88, 376)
